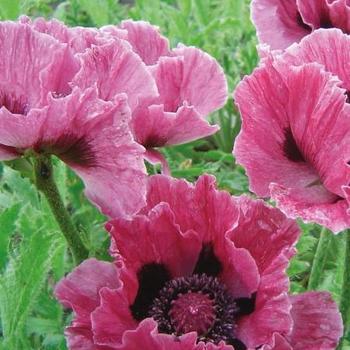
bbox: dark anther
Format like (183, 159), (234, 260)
(130, 263), (171, 321)
(283, 127), (305, 162)
(150, 274), (238, 345)
(193, 243), (222, 277)
(235, 293), (256, 316)
(39, 162), (51, 180)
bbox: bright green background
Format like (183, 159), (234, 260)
(0, 0), (348, 349)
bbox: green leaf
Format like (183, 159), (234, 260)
(0, 230), (64, 348)
(0, 0), (20, 20)
(0, 203), (21, 270)
(76, 0), (110, 26)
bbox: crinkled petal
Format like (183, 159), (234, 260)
(327, 0), (350, 32)
(0, 108), (45, 151)
(107, 202), (202, 278)
(261, 333), (292, 350)
(119, 20), (170, 65)
(99, 25), (128, 41)
(217, 236), (260, 299)
(133, 103), (218, 149)
(165, 105), (219, 145)
(37, 87), (147, 217)
(65, 326), (113, 350)
(286, 292), (343, 350)
(55, 259), (120, 327)
(0, 21), (74, 107)
(232, 197), (300, 273)
(143, 175), (240, 242)
(72, 39), (158, 112)
(91, 287), (138, 347)
(236, 255), (293, 348)
(283, 29), (350, 90)
(118, 318), (198, 350)
(144, 149), (171, 175)
(251, 0), (311, 50)
(195, 341), (233, 350)
(234, 59), (319, 198)
(234, 58), (350, 231)
(155, 47), (227, 116)
(280, 62), (350, 198)
(140, 175), (259, 297)
(21, 16), (103, 54)
(271, 183), (350, 233)
(297, 0), (350, 33)
(296, 0), (331, 29)
(132, 104), (174, 147)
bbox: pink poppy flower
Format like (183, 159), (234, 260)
(117, 20), (171, 65)
(55, 175), (342, 349)
(71, 20), (227, 171)
(251, 0), (350, 50)
(0, 21), (146, 217)
(19, 15), (129, 54)
(233, 29), (350, 232)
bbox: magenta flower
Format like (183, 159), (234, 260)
(0, 21), (147, 217)
(55, 175), (342, 349)
(251, 0), (350, 50)
(233, 29), (350, 232)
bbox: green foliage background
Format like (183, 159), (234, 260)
(0, 0), (348, 348)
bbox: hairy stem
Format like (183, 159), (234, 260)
(33, 154), (88, 264)
(307, 227), (330, 290)
(339, 230), (350, 349)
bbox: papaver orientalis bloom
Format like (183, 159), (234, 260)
(55, 175), (342, 349)
(233, 28), (350, 232)
(72, 20), (228, 171)
(251, 0), (350, 50)
(19, 18), (227, 172)
(0, 20), (147, 217)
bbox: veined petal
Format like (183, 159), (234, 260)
(72, 39), (158, 113)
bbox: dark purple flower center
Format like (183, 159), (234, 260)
(142, 135), (167, 148)
(296, 9), (333, 31)
(0, 91), (28, 115)
(36, 133), (97, 167)
(319, 14), (333, 29)
(130, 245), (253, 349)
(283, 127), (305, 162)
(149, 274), (240, 345)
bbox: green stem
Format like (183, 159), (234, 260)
(33, 154), (88, 264)
(307, 227), (330, 290)
(339, 229), (350, 349)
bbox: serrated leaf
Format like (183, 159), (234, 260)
(0, 203), (21, 270)
(0, 230), (64, 347)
